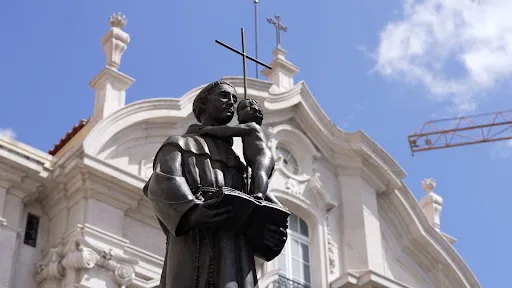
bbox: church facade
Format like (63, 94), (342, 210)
(0, 14), (480, 288)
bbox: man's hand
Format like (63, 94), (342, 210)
(186, 199), (234, 229)
(263, 224), (288, 250)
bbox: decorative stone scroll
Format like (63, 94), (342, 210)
(326, 218), (339, 276)
(96, 249), (136, 287)
(61, 238), (99, 270)
(36, 237), (137, 287)
(36, 247), (65, 284)
(285, 178), (300, 195)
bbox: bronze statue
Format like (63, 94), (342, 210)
(198, 98), (274, 201)
(143, 80), (288, 288)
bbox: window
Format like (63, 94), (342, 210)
(275, 214), (311, 286)
(23, 213), (40, 247)
(276, 144), (299, 174)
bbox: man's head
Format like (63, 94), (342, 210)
(237, 99), (263, 125)
(193, 80), (238, 126)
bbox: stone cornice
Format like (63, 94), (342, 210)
(345, 131), (406, 179)
(125, 199), (160, 229)
(0, 155), (47, 207)
(89, 66), (134, 90)
(0, 136), (53, 169)
(336, 158), (387, 194)
(306, 173), (337, 212)
(331, 270), (413, 288)
(43, 152), (145, 218)
(378, 185), (481, 288)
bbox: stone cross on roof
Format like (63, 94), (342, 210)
(267, 15), (288, 48)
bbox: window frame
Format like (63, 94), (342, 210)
(275, 214), (312, 286)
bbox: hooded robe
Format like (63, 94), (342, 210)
(143, 124), (258, 288)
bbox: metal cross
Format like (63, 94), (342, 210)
(267, 15), (288, 48)
(216, 27), (272, 100)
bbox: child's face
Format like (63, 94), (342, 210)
(237, 101), (263, 124)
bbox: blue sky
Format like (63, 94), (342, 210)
(0, 0), (508, 286)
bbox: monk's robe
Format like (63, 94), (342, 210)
(143, 124), (258, 288)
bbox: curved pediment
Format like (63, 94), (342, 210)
(83, 77), (405, 191)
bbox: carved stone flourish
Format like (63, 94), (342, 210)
(285, 178), (300, 196)
(60, 238), (99, 269)
(115, 265), (135, 287)
(109, 12), (127, 29)
(102, 13), (130, 69)
(326, 224), (338, 275)
(35, 247), (65, 283)
(36, 236), (136, 287)
(95, 248), (136, 287)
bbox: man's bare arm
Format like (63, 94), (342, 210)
(198, 123), (258, 137)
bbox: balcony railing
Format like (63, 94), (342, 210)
(271, 275), (311, 288)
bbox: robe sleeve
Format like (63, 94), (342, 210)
(143, 144), (201, 237)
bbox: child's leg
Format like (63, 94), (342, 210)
(250, 156), (274, 199)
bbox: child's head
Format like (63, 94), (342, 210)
(237, 99), (263, 125)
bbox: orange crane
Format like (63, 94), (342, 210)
(408, 110), (512, 155)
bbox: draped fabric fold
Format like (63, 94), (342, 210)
(143, 125), (258, 288)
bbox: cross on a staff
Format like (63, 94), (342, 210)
(215, 28), (272, 100)
(267, 15), (288, 48)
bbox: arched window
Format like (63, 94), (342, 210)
(275, 213), (311, 286)
(276, 144), (299, 174)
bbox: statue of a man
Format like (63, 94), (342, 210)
(143, 80), (288, 288)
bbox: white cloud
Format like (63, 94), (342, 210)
(374, 0), (512, 112)
(0, 128), (16, 139)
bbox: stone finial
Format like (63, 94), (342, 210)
(102, 13), (130, 70)
(421, 178), (436, 193)
(89, 13), (135, 124)
(419, 178), (443, 231)
(109, 12), (127, 29)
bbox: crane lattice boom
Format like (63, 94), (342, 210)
(408, 110), (512, 154)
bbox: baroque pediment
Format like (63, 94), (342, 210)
(94, 121), (190, 178)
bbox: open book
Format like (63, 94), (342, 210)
(200, 186), (290, 261)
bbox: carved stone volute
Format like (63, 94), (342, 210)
(35, 233), (137, 287)
(60, 238), (99, 269)
(35, 247), (65, 284)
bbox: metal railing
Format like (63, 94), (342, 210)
(271, 274), (311, 288)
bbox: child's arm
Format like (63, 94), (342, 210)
(198, 123), (258, 137)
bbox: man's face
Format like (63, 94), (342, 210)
(205, 84), (237, 125)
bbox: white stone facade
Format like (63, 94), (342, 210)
(0, 15), (479, 288)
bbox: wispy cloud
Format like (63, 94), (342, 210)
(0, 128), (16, 139)
(491, 140), (512, 160)
(374, 0), (512, 113)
